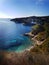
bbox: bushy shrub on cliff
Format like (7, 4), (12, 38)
(31, 25), (44, 35)
(35, 32), (46, 41)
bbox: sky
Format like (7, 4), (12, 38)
(0, 0), (49, 18)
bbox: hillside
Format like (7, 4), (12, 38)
(11, 16), (49, 24)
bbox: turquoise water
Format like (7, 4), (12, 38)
(0, 19), (34, 52)
(7, 36), (34, 52)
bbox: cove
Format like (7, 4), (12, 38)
(0, 19), (34, 52)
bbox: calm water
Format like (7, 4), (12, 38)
(0, 19), (34, 52)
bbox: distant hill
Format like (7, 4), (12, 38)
(11, 16), (49, 24)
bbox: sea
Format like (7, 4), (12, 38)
(0, 18), (34, 52)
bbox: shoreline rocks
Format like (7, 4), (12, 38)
(23, 32), (34, 38)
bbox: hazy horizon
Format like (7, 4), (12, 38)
(0, 15), (49, 19)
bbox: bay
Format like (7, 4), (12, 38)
(0, 19), (34, 52)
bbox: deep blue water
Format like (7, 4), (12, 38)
(0, 19), (34, 52)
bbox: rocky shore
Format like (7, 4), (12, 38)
(23, 32), (44, 47)
(10, 16), (49, 53)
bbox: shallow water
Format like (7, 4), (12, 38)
(0, 18), (34, 52)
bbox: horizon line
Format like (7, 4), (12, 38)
(0, 15), (49, 19)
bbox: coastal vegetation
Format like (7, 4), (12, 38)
(30, 16), (49, 53)
(30, 37), (49, 53)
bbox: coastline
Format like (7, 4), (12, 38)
(22, 32), (35, 51)
(23, 32), (45, 51)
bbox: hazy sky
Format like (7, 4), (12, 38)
(0, 0), (49, 18)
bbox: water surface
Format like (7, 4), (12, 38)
(0, 19), (34, 52)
